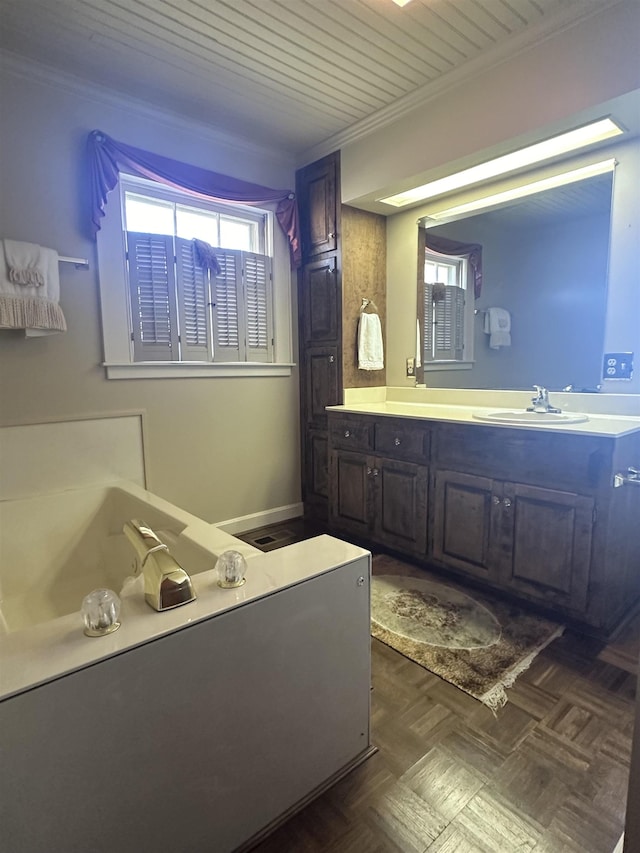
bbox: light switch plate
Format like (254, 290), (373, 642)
(406, 357), (415, 377)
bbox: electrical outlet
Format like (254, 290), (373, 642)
(406, 357), (415, 377)
(603, 352), (634, 380)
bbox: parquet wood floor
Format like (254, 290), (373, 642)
(242, 522), (637, 852)
(251, 631), (636, 853)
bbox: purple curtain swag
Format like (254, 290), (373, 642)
(423, 232), (482, 299)
(88, 130), (301, 268)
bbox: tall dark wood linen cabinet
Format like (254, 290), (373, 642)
(296, 152), (342, 522)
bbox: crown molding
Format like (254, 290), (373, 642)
(0, 48), (293, 175)
(297, 0), (623, 166)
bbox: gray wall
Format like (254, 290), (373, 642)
(0, 66), (301, 523)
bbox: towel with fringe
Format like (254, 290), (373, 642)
(484, 307), (511, 350)
(0, 240), (67, 332)
(358, 312), (384, 370)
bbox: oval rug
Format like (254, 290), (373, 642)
(371, 574), (502, 650)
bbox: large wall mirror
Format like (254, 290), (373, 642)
(418, 171), (613, 391)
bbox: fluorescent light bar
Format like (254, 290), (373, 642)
(379, 118), (623, 207)
(424, 159), (617, 221)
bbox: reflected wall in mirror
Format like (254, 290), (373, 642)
(419, 172), (613, 391)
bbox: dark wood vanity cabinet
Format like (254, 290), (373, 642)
(433, 471), (593, 613)
(329, 416), (429, 558)
(328, 411), (640, 633)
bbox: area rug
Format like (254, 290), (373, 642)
(371, 554), (564, 711)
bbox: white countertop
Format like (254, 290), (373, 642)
(0, 535), (370, 701)
(327, 400), (640, 438)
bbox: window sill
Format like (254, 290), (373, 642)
(423, 361), (474, 372)
(103, 362), (295, 380)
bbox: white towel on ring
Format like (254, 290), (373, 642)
(358, 312), (384, 370)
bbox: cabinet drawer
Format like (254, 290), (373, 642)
(329, 418), (373, 452)
(374, 420), (430, 462)
(433, 423), (607, 492)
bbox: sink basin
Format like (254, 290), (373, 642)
(473, 410), (589, 426)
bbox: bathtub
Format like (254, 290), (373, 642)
(0, 481), (255, 634)
(0, 480), (372, 853)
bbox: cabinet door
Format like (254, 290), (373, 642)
(500, 483), (593, 613)
(432, 470), (501, 579)
(297, 154), (338, 259)
(303, 346), (340, 428)
(374, 457), (428, 556)
(301, 256), (340, 343)
(304, 429), (329, 502)
(330, 450), (373, 539)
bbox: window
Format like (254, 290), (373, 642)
(124, 182), (272, 364)
(422, 249), (473, 366)
(97, 175), (293, 379)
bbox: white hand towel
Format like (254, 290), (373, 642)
(0, 241), (66, 332)
(3, 239), (48, 287)
(416, 318), (422, 369)
(358, 312), (384, 370)
(484, 307), (511, 350)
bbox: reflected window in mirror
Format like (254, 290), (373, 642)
(418, 228), (475, 375)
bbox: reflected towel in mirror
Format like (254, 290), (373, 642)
(484, 307), (511, 349)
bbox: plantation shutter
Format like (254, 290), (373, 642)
(127, 231), (179, 361)
(244, 251), (273, 362)
(424, 283), (465, 361)
(212, 249), (242, 361)
(175, 237), (212, 361)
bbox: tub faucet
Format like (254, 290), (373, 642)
(527, 385), (561, 414)
(123, 520), (196, 611)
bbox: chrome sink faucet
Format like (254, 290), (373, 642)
(527, 385), (561, 414)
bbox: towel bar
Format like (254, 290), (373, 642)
(59, 256), (89, 268)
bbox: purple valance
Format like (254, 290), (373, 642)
(423, 232), (482, 298)
(88, 130), (300, 267)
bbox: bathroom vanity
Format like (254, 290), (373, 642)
(328, 400), (640, 634)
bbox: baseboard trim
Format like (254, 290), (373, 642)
(217, 502), (304, 535)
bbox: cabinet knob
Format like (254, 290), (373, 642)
(503, 497), (512, 508)
(344, 429), (351, 438)
(372, 468), (379, 477)
(394, 437), (401, 446)
(492, 496), (501, 505)
(328, 232), (335, 239)
(366, 466), (373, 476)
(328, 355), (335, 363)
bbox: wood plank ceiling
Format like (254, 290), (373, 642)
(0, 0), (617, 157)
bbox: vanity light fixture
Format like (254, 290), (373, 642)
(379, 117), (623, 207)
(423, 158), (617, 221)
(391, 0), (414, 6)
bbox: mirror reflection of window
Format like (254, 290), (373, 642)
(421, 246), (471, 365)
